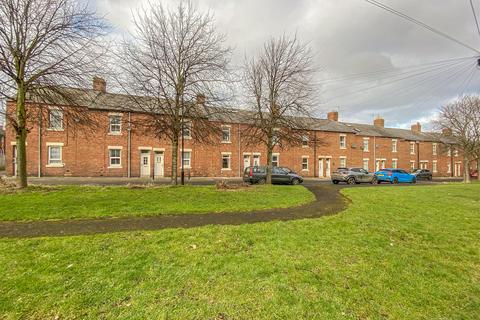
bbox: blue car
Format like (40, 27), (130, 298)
(375, 169), (417, 184)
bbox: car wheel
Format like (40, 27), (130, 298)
(332, 180), (339, 184)
(370, 177), (378, 184)
(257, 178), (266, 185)
(393, 177), (399, 184)
(347, 177), (356, 185)
(291, 178), (300, 185)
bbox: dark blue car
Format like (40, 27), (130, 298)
(375, 169), (417, 184)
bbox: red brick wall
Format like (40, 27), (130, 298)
(4, 101), (462, 178)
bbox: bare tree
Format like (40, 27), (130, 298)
(242, 34), (317, 184)
(116, 1), (232, 185)
(0, 0), (107, 187)
(437, 95), (480, 183)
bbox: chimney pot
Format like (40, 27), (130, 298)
(373, 116), (384, 128)
(93, 77), (107, 93)
(196, 93), (206, 106)
(327, 111), (339, 121)
(411, 122), (421, 133)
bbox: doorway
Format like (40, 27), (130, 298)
(243, 154), (251, 171)
(454, 162), (462, 177)
(140, 151), (151, 177)
(318, 158), (331, 178)
(12, 145), (17, 177)
(154, 152), (164, 178)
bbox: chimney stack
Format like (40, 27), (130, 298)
(93, 77), (107, 93)
(411, 122), (421, 133)
(196, 93), (206, 106)
(327, 111), (339, 121)
(373, 116), (384, 128)
(442, 128), (452, 136)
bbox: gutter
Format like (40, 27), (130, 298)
(37, 112), (42, 177)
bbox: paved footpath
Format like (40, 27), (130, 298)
(0, 186), (346, 239)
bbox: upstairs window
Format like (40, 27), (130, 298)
(363, 138), (369, 152)
(109, 115), (122, 134)
(221, 126), (231, 143)
(339, 134), (346, 149)
(392, 139), (397, 153)
(432, 143), (437, 156)
(272, 154), (279, 167)
(182, 121), (192, 139)
(302, 136), (309, 147)
(48, 109), (63, 130)
(410, 142), (415, 155)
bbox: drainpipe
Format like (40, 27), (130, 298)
(37, 111), (42, 177)
(416, 141), (420, 168)
(127, 112), (131, 178)
(313, 131), (317, 177)
(373, 136), (376, 170)
(238, 123), (241, 177)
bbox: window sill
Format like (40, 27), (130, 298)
(340, 147), (346, 150)
(183, 136), (192, 140)
(301, 169), (309, 172)
(221, 168), (231, 171)
(108, 166), (123, 169)
(47, 128), (64, 132)
(108, 132), (122, 136)
(46, 163), (64, 168)
(221, 141), (231, 144)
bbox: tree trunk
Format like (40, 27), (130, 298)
(463, 158), (471, 183)
(171, 136), (179, 185)
(266, 141), (273, 184)
(477, 157), (480, 180)
(15, 84), (28, 188)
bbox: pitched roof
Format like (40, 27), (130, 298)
(25, 87), (452, 143)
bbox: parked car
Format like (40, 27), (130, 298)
(243, 166), (304, 185)
(279, 167), (296, 174)
(375, 168), (416, 184)
(411, 169), (432, 180)
(331, 167), (377, 185)
(470, 169), (478, 178)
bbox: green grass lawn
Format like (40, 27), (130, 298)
(0, 185), (314, 221)
(0, 184), (479, 319)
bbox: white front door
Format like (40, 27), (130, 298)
(154, 152), (164, 177)
(325, 158), (331, 177)
(243, 155), (251, 170)
(253, 154), (260, 166)
(455, 162), (461, 177)
(318, 158), (324, 177)
(140, 151), (151, 177)
(12, 146), (17, 177)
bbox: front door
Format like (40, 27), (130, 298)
(253, 154), (260, 166)
(318, 158), (324, 177)
(454, 162), (462, 177)
(12, 146), (17, 177)
(243, 155), (251, 171)
(325, 158), (331, 177)
(140, 151), (151, 177)
(154, 152), (164, 178)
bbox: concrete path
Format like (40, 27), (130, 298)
(0, 186), (347, 239)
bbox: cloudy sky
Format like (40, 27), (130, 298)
(92, 0), (480, 129)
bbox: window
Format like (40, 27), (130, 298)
(392, 159), (398, 169)
(339, 156), (347, 168)
(48, 109), (63, 130)
(447, 147), (452, 157)
(433, 160), (437, 173)
(47, 145), (62, 165)
(302, 135), (309, 147)
(109, 115), (122, 134)
(109, 149), (122, 167)
(221, 153), (231, 170)
(363, 138), (369, 152)
(182, 121), (192, 138)
(410, 160), (415, 171)
(221, 126), (231, 143)
(339, 134), (346, 149)
(410, 142), (415, 155)
(454, 149), (459, 157)
(272, 154), (279, 167)
(363, 159), (369, 171)
(253, 154), (260, 166)
(432, 143), (437, 156)
(392, 139), (397, 153)
(447, 163), (451, 173)
(272, 129), (280, 145)
(302, 157), (309, 171)
(182, 151), (191, 168)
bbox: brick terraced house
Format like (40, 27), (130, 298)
(4, 78), (464, 179)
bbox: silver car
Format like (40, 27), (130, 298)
(331, 167), (377, 185)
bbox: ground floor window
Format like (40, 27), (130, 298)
(48, 146), (62, 165)
(410, 161), (415, 171)
(182, 151), (191, 168)
(392, 159), (398, 169)
(272, 154), (279, 167)
(339, 156), (347, 168)
(433, 160), (437, 173)
(109, 149), (122, 167)
(222, 153), (231, 170)
(363, 159), (369, 171)
(302, 157), (308, 171)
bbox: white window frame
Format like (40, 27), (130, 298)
(302, 135), (309, 148)
(221, 126), (231, 143)
(363, 137), (369, 152)
(46, 142), (64, 167)
(447, 147), (452, 157)
(392, 158), (398, 169)
(410, 160), (416, 171)
(182, 150), (191, 168)
(301, 156), (309, 171)
(182, 121), (192, 139)
(363, 158), (369, 171)
(447, 162), (451, 173)
(221, 152), (231, 170)
(339, 134), (347, 149)
(410, 142), (415, 155)
(108, 146), (123, 168)
(432, 143), (437, 156)
(454, 149), (459, 157)
(432, 160), (438, 173)
(253, 153), (261, 166)
(48, 108), (64, 131)
(392, 139), (397, 153)
(109, 114), (122, 135)
(339, 156), (347, 168)
(272, 153), (279, 167)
